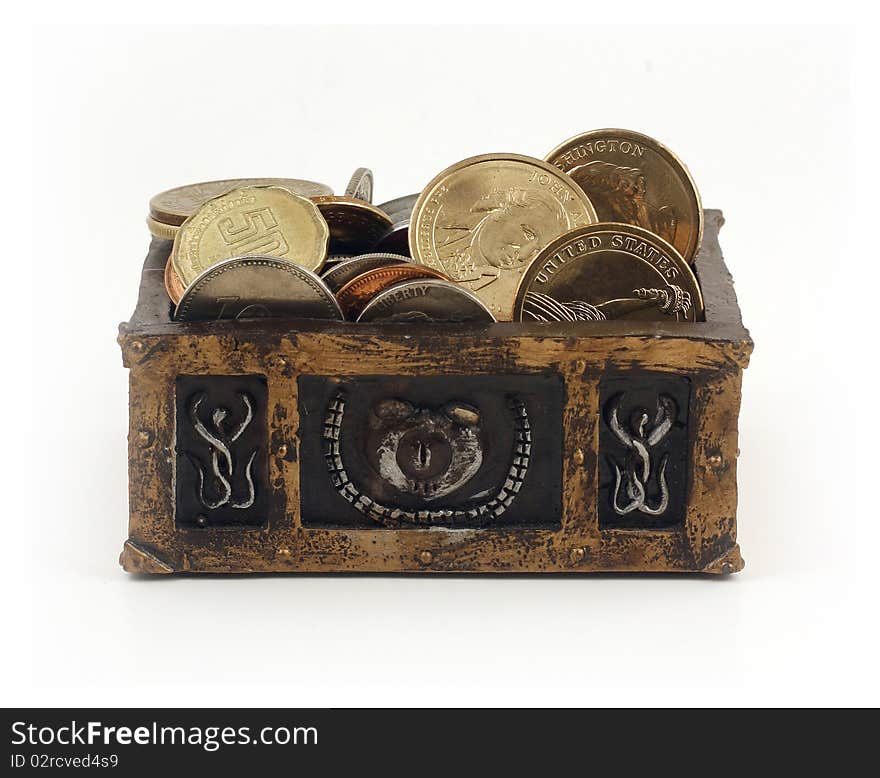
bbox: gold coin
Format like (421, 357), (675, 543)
(150, 177), (333, 226)
(408, 153), (597, 320)
(312, 196), (393, 255)
(545, 129), (703, 264)
(170, 186), (329, 287)
(146, 215), (179, 241)
(512, 223), (703, 323)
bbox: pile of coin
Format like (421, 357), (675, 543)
(150, 129), (705, 324)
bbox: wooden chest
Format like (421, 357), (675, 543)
(118, 208), (751, 575)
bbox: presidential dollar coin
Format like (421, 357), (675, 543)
(408, 153), (597, 320)
(512, 223), (703, 323)
(545, 129), (703, 264)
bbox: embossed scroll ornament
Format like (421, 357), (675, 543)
(605, 393), (676, 516)
(323, 392), (531, 526)
(186, 392), (257, 510)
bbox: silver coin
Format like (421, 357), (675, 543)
(174, 255), (344, 322)
(321, 254), (355, 272)
(372, 219), (410, 256)
(356, 279), (496, 323)
(321, 252), (411, 293)
(376, 193), (418, 221)
(344, 167), (374, 203)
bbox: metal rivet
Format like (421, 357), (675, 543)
(573, 448), (585, 465)
(708, 455), (723, 469)
(721, 562), (733, 575)
(570, 547), (586, 564)
(419, 551), (433, 565)
(575, 359), (587, 372)
(130, 340), (144, 354)
(275, 356), (288, 369)
(136, 429), (153, 448)
(195, 515), (208, 528)
(276, 444), (288, 458)
(277, 547), (291, 557)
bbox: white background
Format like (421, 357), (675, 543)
(8, 17), (878, 707)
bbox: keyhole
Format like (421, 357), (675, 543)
(417, 439), (431, 469)
(397, 430), (453, 481)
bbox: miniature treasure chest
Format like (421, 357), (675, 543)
(118, 209), (751, 575)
